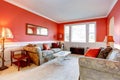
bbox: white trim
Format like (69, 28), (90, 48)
(64, 42), (106, 51)
(4, 0), (108, 23)
(106, 0), (118, 17)
(1, 41), (57, 48)
(0, 41), (58, 63)
(88, 23), (96, 43)
(57, 16), (107, 23)
(4, 0), (107, 23)
(5, 0), (57, 23)
(4, 0), (117, 23)
(64, 21), (96, 26)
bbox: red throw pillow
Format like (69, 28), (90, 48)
(52, 43), (59, 48)
(43, 44), (50, 50)
(85, 49), (101, 58)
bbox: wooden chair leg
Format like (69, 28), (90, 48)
(11, 52), (13, 66)
(11, 59), (13, 66)
(18, 61), (20, 71)
(28, 58), (30, 66)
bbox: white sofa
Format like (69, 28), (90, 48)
(79, 49), (120, 80)
(23, 43), (62, 65)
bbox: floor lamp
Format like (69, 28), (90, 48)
(0, 27), (13, 70)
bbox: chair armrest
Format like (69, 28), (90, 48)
(23, 46), (43, 65)
(11, 49), (25, 53)
(79, 56), (120, 75)
(23, 46), (42, 53)
(11, 50), (26, 57)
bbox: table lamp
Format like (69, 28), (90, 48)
(0, 27), (13, 70)
(104, 36), (114, 47)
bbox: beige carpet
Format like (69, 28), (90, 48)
(0, 54), (79, 80)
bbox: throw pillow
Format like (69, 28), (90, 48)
(52, 43), (59, 48)
(97, 46), (112, 59)
(84, 49), (101, 58)
(43, 44), (50, 50)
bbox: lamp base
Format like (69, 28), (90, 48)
(0, 66), (8, 71)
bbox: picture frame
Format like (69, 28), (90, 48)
(26, 23), (48, 36)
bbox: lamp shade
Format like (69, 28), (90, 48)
(0, 27), (13, 38)
(104, 36), (114, 42)
(104, 36), (114, 47)
(107, 36), (114, 42)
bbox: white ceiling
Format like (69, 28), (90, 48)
(5, 0), (118, 23)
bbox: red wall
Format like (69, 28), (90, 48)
(58, 18), (107, 42)
(107, 0), (120, 45)
(0, 1), (58, 42)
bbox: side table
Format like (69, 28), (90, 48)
(11, 50), (30, 71)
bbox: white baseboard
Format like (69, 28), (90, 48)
(0, 40), (58, 66)
(2, 41), (58, 48)
(64, 42), (106, 50)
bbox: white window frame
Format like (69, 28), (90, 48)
(64, 22), (96, 43)
(88, 22), (96, 43)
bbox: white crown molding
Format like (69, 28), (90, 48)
(4, 0), (57, 23)
(106, 0), (118, 17)
(58, 16), (107, 24)
(4, 0), (118, 24)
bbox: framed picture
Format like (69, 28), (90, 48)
(26, 23), (48, 36)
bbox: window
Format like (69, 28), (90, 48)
(64, 26), (70, 42)
(88, 23), (96, 42)
(71, 24), (86, 42)
(64, 22), (96, 43)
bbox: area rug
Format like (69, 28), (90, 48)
(0, 54), (79, 80)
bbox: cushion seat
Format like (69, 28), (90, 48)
(42, 50), (54, 57)
(51, 48), (61, 53)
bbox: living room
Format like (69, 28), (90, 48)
(0, 0), (120, 80)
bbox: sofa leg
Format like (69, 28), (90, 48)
(78, 76), (80, 80)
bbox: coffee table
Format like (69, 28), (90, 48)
(53, 51), (71, 64)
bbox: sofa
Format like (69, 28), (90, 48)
(23, 43), (63, 65)
(79, 48), (120, 80)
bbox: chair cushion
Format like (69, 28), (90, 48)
(85, 49), (101, 58)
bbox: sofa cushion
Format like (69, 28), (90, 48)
(51, 48), (61, 53)
(36, 44), (43, 50)
(97, 46), (112, 59)
(42, 50), (54, 57)
(52, 43), (59, 48)
(84, 49), (101, 58)
(43, 44), (51, 50)
(107, 49), (120, 61)
(116, 54), (120, 61)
